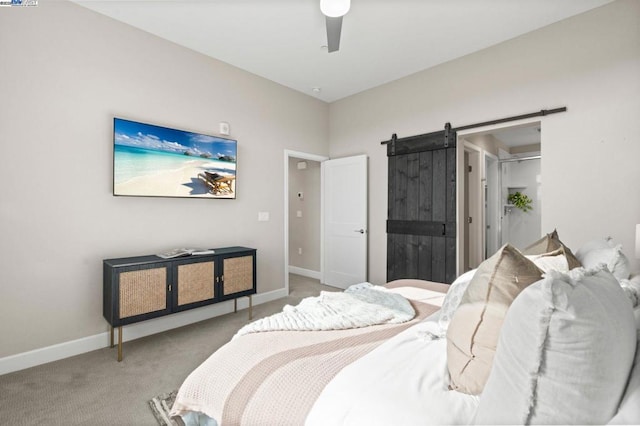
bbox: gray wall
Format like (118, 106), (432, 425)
(2, 0), (639, 362)
(0, 1), (328, 358)
(288, 159), (321, 272)
(328, 0), (640, 285)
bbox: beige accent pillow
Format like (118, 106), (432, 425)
(446, 244), (543, 395)
(523, 229), (581, 269)
(523, 229), (560, 254)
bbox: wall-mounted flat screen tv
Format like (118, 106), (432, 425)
(113, 117), (237, 199)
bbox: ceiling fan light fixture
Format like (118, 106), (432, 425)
(320, 0), (350, 18)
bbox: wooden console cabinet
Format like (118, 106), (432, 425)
(103, 246), (256, 361)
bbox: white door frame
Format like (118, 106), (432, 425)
(283, 150), (329, 295)
(484, 150), (500, 258)
(463, 142), (483, 271)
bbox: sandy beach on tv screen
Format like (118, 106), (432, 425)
(115, 160), (235, 198)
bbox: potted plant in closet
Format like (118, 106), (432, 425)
(508, 191), (533, 212)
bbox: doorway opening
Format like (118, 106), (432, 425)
(458, 121), (541, 273)
(499, 153), (541, 250)
(284, 150), (328, 295)
(288, 157), (322, 277)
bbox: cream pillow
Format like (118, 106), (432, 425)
(446, 244), (543, 395)
(474, 267), (637, 425)
(525, 248), (570, 273)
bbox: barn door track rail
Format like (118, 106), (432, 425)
(380, 107), (567, 150)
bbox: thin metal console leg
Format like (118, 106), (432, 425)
(249, 295), (253, 320)
(117, 326), (123, 362)
(234, 298), (237, 313)
(110, 326), (114, 348)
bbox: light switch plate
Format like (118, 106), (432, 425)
(258, 211), (269, 221)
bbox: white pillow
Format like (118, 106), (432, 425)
(576, 237), (631, 280)
(608, 308), (640, 425)
(619, 275), (640, 308)
(474, 267), (637, 425)
(580, 244), (631, 280)
(575, 236), (614, 259)
(437, 269), (476, 332)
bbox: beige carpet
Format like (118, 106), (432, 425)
(0, 274), (336, 425)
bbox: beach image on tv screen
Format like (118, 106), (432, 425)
(113, 118), (237, 199)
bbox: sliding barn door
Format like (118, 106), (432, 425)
(386, 127), (457, 284)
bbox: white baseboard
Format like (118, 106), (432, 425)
(288, 265), (321, 280)
(0, 288), (287, 376)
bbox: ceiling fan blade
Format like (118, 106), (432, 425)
(326, 16), (343, 53)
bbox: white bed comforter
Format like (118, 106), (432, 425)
(306, 311), (480, 426)
(174, 283), (475, 426)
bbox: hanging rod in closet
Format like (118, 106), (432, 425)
(499, 155), (541, 163)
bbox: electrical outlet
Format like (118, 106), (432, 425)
(296, 210), (302, 218)
(298, 247), (302, 255)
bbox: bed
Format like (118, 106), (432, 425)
(170, 232), (640, 426)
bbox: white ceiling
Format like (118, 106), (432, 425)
(72, 0), (612, 103)
(491, 124), (541, 148)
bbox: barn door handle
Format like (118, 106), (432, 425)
(442, 224), (446, 236)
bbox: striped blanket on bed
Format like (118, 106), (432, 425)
(170, 280), (448, 425)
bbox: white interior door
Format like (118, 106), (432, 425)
(322, 155), (368, 288)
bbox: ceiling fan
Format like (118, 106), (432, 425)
(320, 0), (350, 52)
